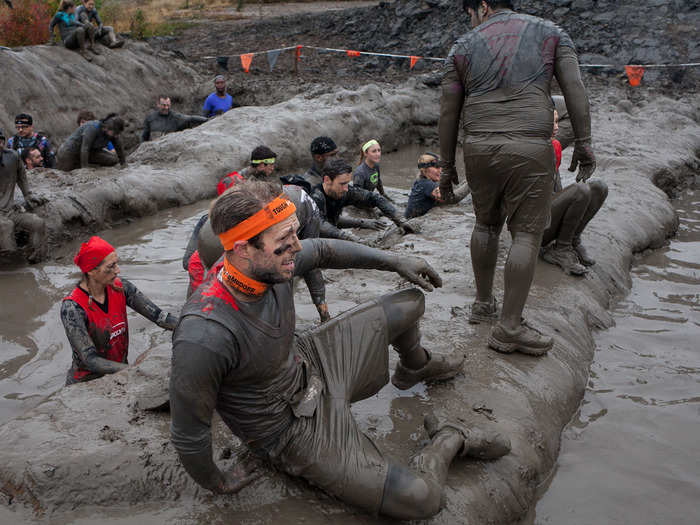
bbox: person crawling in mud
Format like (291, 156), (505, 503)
(300, 136), (339, 190)
(76, 0), (125, 49)
(540, 110), (608, 275)
(439, 0), (596, 355)
(235, 145), (277, 180)
(404, 152), (470, 219)
(8, 114), (56, 168)
(56, 113), (126, 171)
(49, 0), (97, 62)
(61, 236), (177, 385)
(170, 179), (509, 518)
(0, 128), (47, 263)
(141, 95), (208, 142)
(353, 139), (392, 201)
(311, 158), (416, 244)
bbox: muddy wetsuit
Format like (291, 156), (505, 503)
(311, 184), (402, 240)
(170, 239), (431, 514)
(404, 177), (471, 219)
(0, 148), (46, 260)
(56, 120), (125, 171)
(75, 5), (117, 46)
(353, 161), (386, 195)
(8, 132), (56, 168)
(141, 110), (208, 142)
(301, 164), (323, 191)
(49, 11), (92, 50)
(61, 278), (176, 385)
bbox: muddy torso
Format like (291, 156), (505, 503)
(447, 10), (574, 144)
(353, 162), (381, 192)
(62, 121), (111, 153)
(405, 176), (437, 219)
(0, 149), (22, 213)
(144, 111), (189, 140)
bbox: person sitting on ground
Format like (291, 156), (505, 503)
(61, 236), (178, 385)
(169, 179), (504, 519)
(0, 129), (47, 263)
(540, 110), (608, 275)
(21, 147), (44, 170)
(202, 75), (234, 118)
(311, 158), (416, 244)
(235, 145), (277, 180)
(49, 0), (97, 61)
(77, 109), (115, 154)
(405, 153), (471, 219)
(76, 0), (124, 49)
(8, 114), (56, 168)
(353, 138), (392, 201)
(300, 136), (339, 190)
(56, 113), (126, 171)
(141, 95), (208, 142)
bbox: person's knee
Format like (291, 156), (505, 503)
(510, 230), (541, 250)
(474, 221), (501, 238)
(573, 183), (591, 204)
(589, 180), (608, 202)
(380, 464), (441, 519)
(379, 288), (425, 341)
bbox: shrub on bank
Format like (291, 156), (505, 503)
(0, 0), (51, 47)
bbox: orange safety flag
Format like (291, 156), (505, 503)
(346, 50), (361, 57)
(625, 65), (645, 86)
(296, 45), (303, 61)
(410, 55), (421, 69)
(240, 53), (254, 73)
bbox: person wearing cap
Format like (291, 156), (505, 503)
(0, 128), (47, 263)
(169, 179), (497, 518)
(202, 76), (234, 118)
(353, 139), (392, 201)
(61, 236), (178, 385)
(237, 145), (277, 180)
(76, 0), (124, 49)
(404, 153), (471, 219)
(141, 95), (208, 142)
(7, 114), (56, 169)
(301, 136), (339, 190)
(56, 113), (127, 171)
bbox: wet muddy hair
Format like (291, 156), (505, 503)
(209, 179), (282, 249)
(250, 145), (277, 165)
(462, 0), (513, 11)
(101, 113), (125, 134)
(59, 0), (75, 11)
(76, 110), (95, 126)
(322, 158), (353, 181)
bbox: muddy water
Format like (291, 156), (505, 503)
(534, 189), (700, 525)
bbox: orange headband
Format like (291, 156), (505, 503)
(218, 195), (297, 250)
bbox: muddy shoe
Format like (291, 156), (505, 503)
(469, 296), (499, 324)
(391, 350), (465, 390)
(423, 414), (511, 460)
(79, 49), (93, 61)
(109, 39), (125, 49)
(572, 238), (596, 266)
(488, 320), (553, 356)
(542, 244), (587, 276)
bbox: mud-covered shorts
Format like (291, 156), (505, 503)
(270, 299), (391, 514)
(464, 140), (555, 234)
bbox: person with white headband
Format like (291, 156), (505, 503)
(353, 138), (392, 201)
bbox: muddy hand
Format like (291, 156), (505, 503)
(569, 140), (596, 182)
(216, 459), (262, 495)
(398, 219), (420, 235)
(359, 218), (386, 231)
(316, 302), (331, 323)
(438, 168), (457, 204)
(396, 256), (442, 292)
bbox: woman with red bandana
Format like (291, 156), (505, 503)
(61, 236), (178, 385)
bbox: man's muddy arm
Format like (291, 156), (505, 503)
(15, 157), (31, 199)
(60, 300), (128, 374)
(554, 46), (591, 143)
(122, 279), (177, 330)
(183, 214), (209, 270)
(113, 137), (126, 166)
(80, 125), (99, 168)
(140, 116), (151, 142)
(438, 53), (465, 191)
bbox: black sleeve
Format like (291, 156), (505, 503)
(346, 187), (397, 220)
(170, 316), (237, 490)
(122, 279), (166, 325)
(183, 214), (209, 270)
(60, 300), (128, 374)
(294, 238), (397, 277)
(141, 114), (151, 142)
(80, 125), (99, 168)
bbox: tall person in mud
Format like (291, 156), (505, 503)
(438, 0), (596, 355)
(170, 179), (510, 519)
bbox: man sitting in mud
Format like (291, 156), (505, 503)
(540, 109), (608, 275)
(405, 152), (470, 219)
(311, 159), (415, 244)
(235, 145), (277, 180)
(56, 113), (126, 171)
(170, 179), (509, 519)
(76, 0), (125, 49)
(202, 75), (234, 118)
(0, 128), (47, 263)
(8, 114), (56, 168)
(141, 95), (208, 142)
(300, 136), (339, 190)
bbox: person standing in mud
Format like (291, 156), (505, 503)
(49, 0), (97, 61)
(404, 153), (470, 219)
(202, 75), (234, 118)
(353, 139), (392, 201)
(61, 236), (178, 385)
(300, 136), (339, 190)
(141, 95), (208, 142)
(438, 0), (596, 355)
(169, 179), (507, 518)
(311, 159), (416, 244)
(56, 113), (127, 171)
(0, 128), (47, 263)
(540, 110), (608, 275)
(8, 114), (56, 169)
(76, 0), (125, 49)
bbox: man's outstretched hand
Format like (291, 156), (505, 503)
(569, 139), (597, 182)
(395, 256), (442, 292)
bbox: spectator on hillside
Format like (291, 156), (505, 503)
(141, 95), (208, 142)
(21, 147), (44, 170)
(202, 75), (234, 118)
(8, 114), (56, 168)
(49, 0), (97, 61)
(76, 0), (124, 49)
(56, 113), (126, 171)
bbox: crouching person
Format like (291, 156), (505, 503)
(56, 114), (126, 171)
(169, 179), (510, 519)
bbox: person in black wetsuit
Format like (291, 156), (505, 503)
(353, 139), (391, 201)
(170, 179), (509, 518)
(7, 114), (56, 169)
(301, 136), (338, 190)
(56, 113), (127, 171)
(405, 153), (471, 219)
(141, 95), (208, 142)
(311, 159), (415, 244)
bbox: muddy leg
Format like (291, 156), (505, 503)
(14, 212), (47, 263)
(0, 215), (16, 252)
(501, 231), (541, 330)
(553, 184), (591, 247)
(88, 150), (119, 167)
(541, 185), (580, 247)
(470, 221), (502, 303)
(574, 180), (608, 239)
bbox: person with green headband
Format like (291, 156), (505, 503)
(353, 139), (392, 201)
(238, 145), (277, 180)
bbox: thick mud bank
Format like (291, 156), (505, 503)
(0, 89), (698, 523)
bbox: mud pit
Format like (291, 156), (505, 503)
(0, 84), (699, 522)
